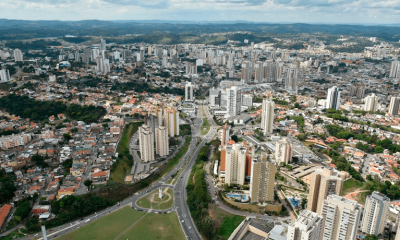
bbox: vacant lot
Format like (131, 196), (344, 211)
(341, 178), (364, 196)
(56, 206), (145, 240)
(208, 204), (245, 240)
(117, 212), (185, 240)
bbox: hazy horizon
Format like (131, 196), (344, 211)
(1, 0), (400, 24)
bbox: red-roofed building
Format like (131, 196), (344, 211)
(0, 204), (12, 228)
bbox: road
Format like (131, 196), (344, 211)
(28, 105), (209, 240)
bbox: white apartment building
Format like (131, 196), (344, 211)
(361, 191), (390, 235)
(388, 96), (400, 116)
(227, 86), (242, 116)
(326, 86), (341, 110)
(261, 98), (275, 135)
(321, 195), (362, 240)
(287, 210), (323, 240)
(364, 93), (378, 112)
(0, 69), (11, 82)
(224, 143), (247, 185)
(138, 124), (155, 162)
(155, 126), (169, 157)
(275, 137), (292, 164)
(13, 49), (23, 62)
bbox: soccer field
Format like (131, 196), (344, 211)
(55, 206), (185, 240)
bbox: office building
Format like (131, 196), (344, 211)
(185, 82), (194, 102)
(242, 94), (253, 107)
(361, 191), (390, 235)
(249, 155), (276, 203)
(155, 126), (169, 157)
(275, 137), (292, 164)
(224, 143), (247, 185)
(321, 195), (362, 240)
(388, 96), (400, 116)
(307, 168), (344, 215)
(100, 39), (106, 51)
(227, 86), (242, 116)
(0, 69), (11, 82)
(261, 98), (275, 135)
(13, 49), (23, 62)
(287, 210), (323, 240)
(364, 93), (378, 112)
(326, 86), (341, 110)
(209, 88), (221, 107)
(138, 124), (155, 162)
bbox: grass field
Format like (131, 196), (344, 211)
(117, 211), (185, 240)
(341, 178), (364, 196)
(201, 118), (210, 135)
(137, 188), (174, 210)
(208, 204), (245, 240)
(56, 206), (146, 240)
(110, 122), (143, 183)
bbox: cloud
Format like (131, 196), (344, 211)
(101, 0), (169, 8)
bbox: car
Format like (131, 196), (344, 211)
(49, 229), (53, 232)
(182, 220), (184, 223)
(34, 234), (39, 237)
(189, 226), (192, 230)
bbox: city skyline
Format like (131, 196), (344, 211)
(1, 0), (400, 24)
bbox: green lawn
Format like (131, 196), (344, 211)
(201, 118), (210, 135)
(208, 204), (245, 240)
(341, 178), (364, 196)
(1, 228), (26, 240)
(137, 188), (174, 210)
(111, 122), (143, 183)
(56, 206), (146, 240)
(117, 212), (185, 240)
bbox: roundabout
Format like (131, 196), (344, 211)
(136, 187), (174, 210)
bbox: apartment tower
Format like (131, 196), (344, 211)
(249, 155), (276, 203)
(287, 210), (323, 240)
(361, 191), (390, 235)
(261, 97), (275, 135)
(138, 124), (155, 162)
(275, 137), (292, 165)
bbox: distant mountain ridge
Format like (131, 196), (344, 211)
(0, 19), (399, 42)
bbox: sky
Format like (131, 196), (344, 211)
(1, 0), (400, 24)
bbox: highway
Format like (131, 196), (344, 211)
(28, 104), (211, 240)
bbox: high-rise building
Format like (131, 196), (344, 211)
(249, 155), (276, 203)
(361, 191), (390, 235)
(326, 86), (341, 110)
(275, 137), (292, 164)
(320, 195), (362, 240)
(261, 98), (275, 135)
(285, 66), (298, 92)
(224, 143), (247, 185)
(307, 168), (344, 215)
(395, 224), (400, 240)
(241, 61), (250, 83)
(13, 49), (23, 62)
(287, 210), (323, 240)
(364, 93), (378, 112)
(209, 88), (221, 107)
(349, 86), (365, 99)
(227, 86), (242, 116)
(155, 126), (169, 157)
(74, 50), (80, 62)
(254, 61), (264, 83)
(390, 61), (400, 78)
(221, 124), (230, 147)
(100, 39), (106, 51)
(0, 69), (11, 82)
(138, 124), (155, 162)
(163, 107), (180, 137)
(388, 96), (400, 116)
(185, 82), (194, 102)
(264, 60), (277, 83)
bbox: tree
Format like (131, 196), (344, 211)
(84, 180), (92, 188)
(374, 146), (384, 153)
(63, 133), (72, 141)
(231, 135), (238, 142)
(365, 234), (377, 240)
